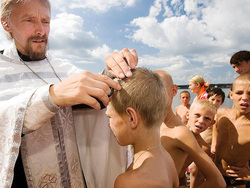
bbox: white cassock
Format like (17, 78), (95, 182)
(0, 42), (126, 188)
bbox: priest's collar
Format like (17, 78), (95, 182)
(17, 50), (46, 61)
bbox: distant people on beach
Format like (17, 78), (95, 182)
(155, 70), (225, 188)
(106, 67), (179, 188)
(175, 90), (191, 125)
(230, 50), (250, 75)
(213, 74), (250, 187)
(188, 75), (210, 101)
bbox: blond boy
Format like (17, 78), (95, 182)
(190, 88), (225, 187)
(180, 100), (217, 187)
(175, 91), (191, 125)
(214, 74), (250, 187)
(201, 88), (225, 146)
(106, 67), (179, 188)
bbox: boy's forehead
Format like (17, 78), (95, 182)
(233, 81), (250, 91)
(191, 104), (215, 115)
(210, 94), (222, 99)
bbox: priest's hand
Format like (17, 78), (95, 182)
(49, 71), (121, 110)
(105, 48), (138, 79)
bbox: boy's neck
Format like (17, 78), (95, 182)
(182, 103), (190, 108)
(133, 127), (161, 154)
(231, 108), (250, 119)
(191, 130), (200, 137)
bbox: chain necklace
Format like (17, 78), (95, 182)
(21, 57), (62, 84)
(228, 115), (249, 150)
(133, 144), (161, 164)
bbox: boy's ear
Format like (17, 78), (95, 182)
(229, 90), (233, 99)
(126, 107), (138, 129)
(172, 84), (178, 97)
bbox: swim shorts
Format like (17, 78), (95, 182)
(223, 176), (247, 186)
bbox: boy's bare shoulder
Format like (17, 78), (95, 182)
(114, 170), (139, 188)
(162, 124), (199, 149)
(175, 105), (181, 111)
(217, 108), (232, 119)
(162, 124), (190, 138)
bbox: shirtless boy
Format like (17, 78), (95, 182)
(214, 74), (250, 187)
(175, 90), (191, 124)
(106, 67), (179, 188)
(190, 88), (225, 187)
(155, 70), (225, 188)
(180, 100), (217, 187)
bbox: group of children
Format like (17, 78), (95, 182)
(105, 50), (249, 187)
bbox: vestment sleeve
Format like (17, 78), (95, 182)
(23, 84), (59, 134)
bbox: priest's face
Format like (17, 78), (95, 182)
(6, 0), (50, 60)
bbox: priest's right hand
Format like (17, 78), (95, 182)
(49, 71), (121, 110)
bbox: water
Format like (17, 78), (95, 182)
(172, 88), (233, 111)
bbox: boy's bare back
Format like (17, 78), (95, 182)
(115, 147), (178, 188)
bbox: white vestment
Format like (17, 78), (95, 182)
(0, 43), (126, 188)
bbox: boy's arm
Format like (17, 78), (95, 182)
(211, 109), (225, 155)
(178, 127), (226, 188)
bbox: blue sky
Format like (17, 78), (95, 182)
(1, 0), (249, 85)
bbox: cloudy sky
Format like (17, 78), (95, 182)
(1, 0), (249, 85)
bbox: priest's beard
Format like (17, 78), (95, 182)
(25, 35), (48, 60)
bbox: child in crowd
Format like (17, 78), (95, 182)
(180, 100), (218, 188)
(201, 87), (225, 146)
(106, 67), (179, 188)
(175, 90), (191, 125)
(230, 50), (250, 75)
(230, 50), (250, 188)
(155, 70), (225, 188)
(189, 88), (225, 187)
(188, 75), (210, 101)
(214, 74), (250, 188)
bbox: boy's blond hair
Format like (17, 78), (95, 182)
(1, 0), (51, 39)
(111, 67), (168, 128)
(232, 73), (250, 91)
(190, 99), (217, 115)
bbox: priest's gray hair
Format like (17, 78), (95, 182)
(1, 0), (51, 39)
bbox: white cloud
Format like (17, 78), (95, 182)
(149, 0), (163, 17)
(87, 44), (113, 60)
(51, 0), (136, 13)
(49, 13), (100, 61)
(184, 0), (197, 14)
(130, 15), (215, 54)
(202, 0), (250, 50)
